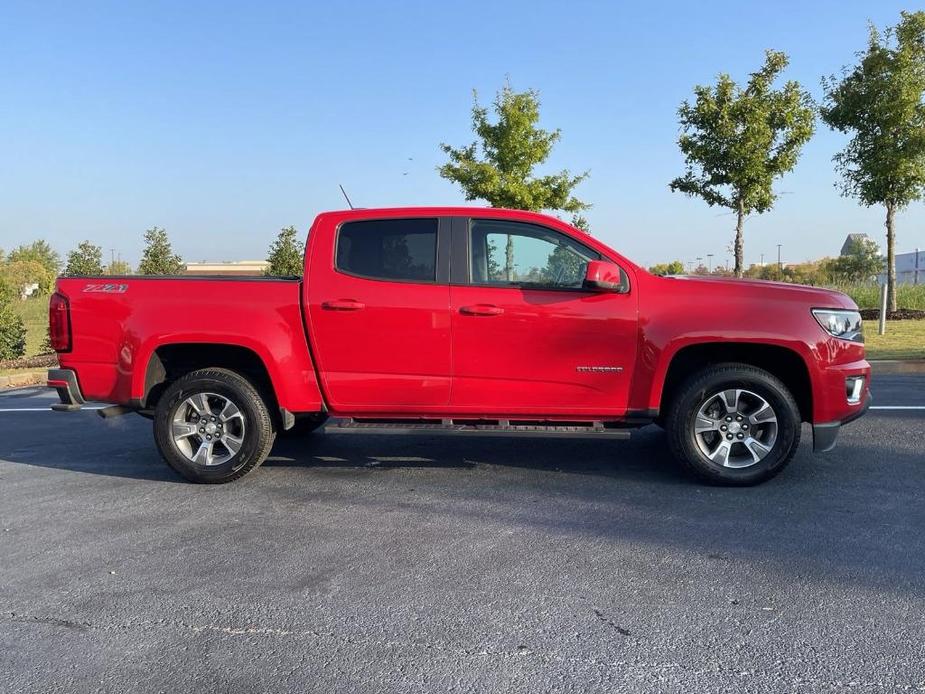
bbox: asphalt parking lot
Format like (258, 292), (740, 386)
(1, 377), (924, 693)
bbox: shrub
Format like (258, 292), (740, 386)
(834, 283), (925, 310)
(0, 300), (27, 360)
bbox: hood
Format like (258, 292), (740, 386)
(657, 275), (857, 309)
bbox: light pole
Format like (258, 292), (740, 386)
(696, 257), (703, 274)
(777, 244), (783, 273)
(707, 254), (713, 272)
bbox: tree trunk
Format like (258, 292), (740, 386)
(505, 234), (515, 281)
(734, 202), (745, 278)
(885, 203), (897, 313)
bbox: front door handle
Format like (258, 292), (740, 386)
(459, 304), (503, 316)
(321, 299), (366, 311)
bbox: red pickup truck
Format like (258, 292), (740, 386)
(47, 207), (870, 485)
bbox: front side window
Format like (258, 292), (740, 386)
(470, 220), (600, 289)
(336, 218), (437, 282)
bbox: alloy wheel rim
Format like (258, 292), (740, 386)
(171, 392), (246, 466)
(692, 388), (778, 469)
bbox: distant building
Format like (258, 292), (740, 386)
(184, 260), (270, 276)
(840, 233), (871, 256)
(893, 249), (925, 286)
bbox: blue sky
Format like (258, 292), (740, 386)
(2, 0), (923, 269)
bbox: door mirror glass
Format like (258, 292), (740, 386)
(583, 260), (629, 292)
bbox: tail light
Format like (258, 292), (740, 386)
(49, 292), (71, 352)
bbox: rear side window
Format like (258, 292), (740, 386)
(336, 219), (438, 282)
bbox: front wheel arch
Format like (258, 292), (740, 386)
(656, 342), (813, 423)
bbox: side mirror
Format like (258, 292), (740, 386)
(583, 260), (628, 292)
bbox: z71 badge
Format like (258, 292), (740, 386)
(83, 283), (128, 293)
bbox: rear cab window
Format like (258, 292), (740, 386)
(336, 219), (438, 282)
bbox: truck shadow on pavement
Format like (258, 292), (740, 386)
(2, 411), (924, 594)
(267, 426), (687, 485)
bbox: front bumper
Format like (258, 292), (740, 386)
(47, 368), (85, 412)
(812, 391), (872, 453)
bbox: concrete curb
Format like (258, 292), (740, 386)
(870, 360), (925, 375)
(0, 371), (46, 389)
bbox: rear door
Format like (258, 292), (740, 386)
(449, 217), (638, 417)
(306, 216), (451, 411)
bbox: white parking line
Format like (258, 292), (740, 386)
(870, 406), (925, 410)
(0, 406), (105, 412)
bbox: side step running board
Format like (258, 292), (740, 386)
(325, 418), (633, 439)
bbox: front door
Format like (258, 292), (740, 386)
(449, 218), (637, 417)
(307, 216), (451, 411)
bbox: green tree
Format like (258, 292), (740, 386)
(7, 240), (61, 293)
(648, 260), (686, 276)
(823, 237), (884, 283)
(64, 241), (104, 276)
(670, 51), (815, 277)
(264, 226), (304, 276)
(820, 11), (925, 311)
(137, 226), (184, 275)
(439, 83), (589, 214)
(105, 259), (133, 275)
(0, 260), (53, 297)
(570, 214), (591, 233)
(0, 299), (27, 360)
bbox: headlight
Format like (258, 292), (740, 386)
(812, 309), (864, 342)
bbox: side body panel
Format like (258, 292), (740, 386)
(303, 212), (452, 410)
(55, 277), (324, 412)
(627, 273), (870, 424)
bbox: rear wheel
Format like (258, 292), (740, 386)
(154, 368), (275, 483)
(666, 363), (801, 485)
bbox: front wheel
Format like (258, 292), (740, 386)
(154, 368), (275, 483)
(665, 363), (801, 485)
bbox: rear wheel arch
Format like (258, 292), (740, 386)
(141, 343), (280, 420)
(656, 342), (813, 422)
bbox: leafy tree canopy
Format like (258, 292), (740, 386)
(439, 82), (589, 214)
(7, 240), (61, 292)
(670, 50), (815, 276)
(265, 226), (304, 276)
(106, 259), (133, 275)
(137, 227), (184, 275)
(0, 260), (54, 296)
(648, 260), (686, 276)
(820, 10), (925, 310)
(65, 241), (104, 276)
(823, 237), (883, 283)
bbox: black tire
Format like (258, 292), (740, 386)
(278, 413), (328, 437)
(153, 368), (275, 484)
(665, 363), (801, 486)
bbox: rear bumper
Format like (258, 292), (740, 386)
(812, 391), (871, 453)
(47, 368), (85, 412)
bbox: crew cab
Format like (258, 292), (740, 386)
(47, 207), (871, 485)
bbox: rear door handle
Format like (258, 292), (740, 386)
(459, 304), (503, 316)
(321, 299), (366, 311)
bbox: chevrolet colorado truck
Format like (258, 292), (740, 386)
(47, 207), (871, 485)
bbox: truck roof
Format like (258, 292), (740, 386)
(315, 206), (574, 224)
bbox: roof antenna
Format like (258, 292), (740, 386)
(338, 184), (355, 210)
